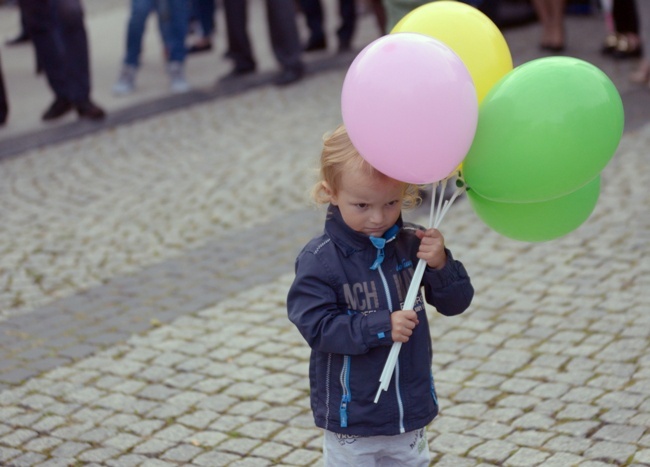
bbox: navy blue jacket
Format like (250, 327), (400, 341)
(287, 205), (473, 436)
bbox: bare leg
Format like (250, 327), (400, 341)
(532, 0), (566, 50)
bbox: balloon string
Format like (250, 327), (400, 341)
(434, 178), (447, 227)
(375, 173), (465, 403)
(428, 181), (438, 228)
(435, 185), (466, 228)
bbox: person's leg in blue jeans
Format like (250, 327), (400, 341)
(164, 0), (189, 65)
(124, 0), (157, 67)
(161, 0), (190, 92)
(114, 0), (155, 95)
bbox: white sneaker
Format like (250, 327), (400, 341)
(112, 65), (137, 96)
(168, 61), (190, 93)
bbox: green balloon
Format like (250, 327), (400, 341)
(467, 176), (601, 242)
(463, 57), (623, 203)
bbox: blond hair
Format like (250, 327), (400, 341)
(311, 124), (420, 209)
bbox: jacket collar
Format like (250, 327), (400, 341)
(324, 205), (403, 258)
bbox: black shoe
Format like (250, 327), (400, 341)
(5, 31), (30, 46)
(188, 42), (213, 54)
(338, 42), (352, 54)
(42, 97), (73, 121)
(613, 45), (642, 59)
(539, 42), (565, 53)
(274, 67), (303, 86)
(612, 35), (642, 59)
(219, 65), (256, 82)
(75, 100), (106, 121)
(304, 37), (327, 52)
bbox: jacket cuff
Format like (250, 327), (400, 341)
(424, 248), (469, 289)
(364, 309), (393, 347)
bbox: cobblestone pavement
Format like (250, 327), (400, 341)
(1, 2), (650, 466)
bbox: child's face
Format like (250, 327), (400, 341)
(328, 169), (403, 237)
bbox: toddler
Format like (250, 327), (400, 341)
(287, 124), (473, 466)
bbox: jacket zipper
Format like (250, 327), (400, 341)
(395, 359), (405, 433)
(431, 372), (438, 406)
(377, 264), (405, 433)
(339, 355), (351, 427)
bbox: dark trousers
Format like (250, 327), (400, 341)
(191, 0), (216, 37)
(21, 0), (91, 104)
(0, 53), (7, 125)
(613, 0), (639, 34)
(300, 0), (356, 46)
(223, 0), (303, 72)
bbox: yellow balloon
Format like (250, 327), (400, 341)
(392, 1), (513, 103)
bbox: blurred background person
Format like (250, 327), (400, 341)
(532, 0), (566, 52)
(221, 0), (304, 86)
(629, 0), (649, 86)
(187, 0), (216, 54)
(21, 0), (105, 121)
(0, 52), (7, 126)
(600, 0), (641, 58)
(299, 0), (356, 53)
(113, 0), (191, 96)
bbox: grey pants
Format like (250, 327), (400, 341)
(323, 428), (431, 466)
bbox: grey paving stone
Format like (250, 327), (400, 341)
(583, 440), (637, 464)
(132, 438), (176, 456)
(193, 450), (239, 467)
(9, 452), (47, 466)
(177, 410), (220, 430)
(50, 440), (91, 458)
(506, 430), (555, 448)
(505, 447), (550, 466)
(592, 424), (645, 443)
(469, 439), (518, 464)
(280, 448), (321, 466)
(0, 446), (22, 463)
(161, 443), (204, 462)
(250, 441), (294, 461)
(430, 432), (483, 456)
(0, 428), (38, 447)
(0, 367), (41, 384)
(34, 459), (78, 467)
(538, 452), (586, 466)
(105, 454), (152, 467)
(126, 420), (165, 437)
(512, 413), (555, 430)
(103, 433), (141, 451)
(77, 447), (121, 463)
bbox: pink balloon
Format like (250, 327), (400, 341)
(341, 33), (478, 184)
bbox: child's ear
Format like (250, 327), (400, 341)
(322, 182), (337, 205)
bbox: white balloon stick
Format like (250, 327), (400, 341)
(374, 176), (466, 403)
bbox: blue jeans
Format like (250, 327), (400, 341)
(124, 0), (189, 67)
